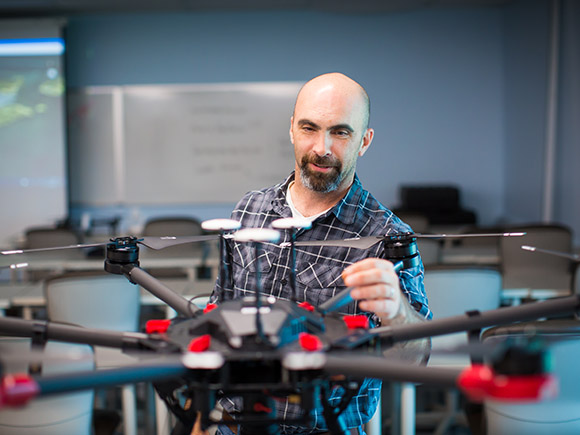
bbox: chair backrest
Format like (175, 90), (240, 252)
(424, 265), (503, 367)
(45, 271), (141, 368)
(416, 239), (442, 266)
(24, 227), (80, 249)
(142, 216), (206, 258)
(44, 271), (140, 332)
(143, 217), (203, 236)
(24, 227), (83, 260)
(500, 223), (573, 292)
(483, 319), (580, 434)
(0, 338), (94, 435)
(23, 227), (84, 281)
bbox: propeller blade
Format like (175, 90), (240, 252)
(135, 235), (219, 250)
(1, 242), (108, 256)
(522, 245), (580, 262)
(292, 232), (526, 250)
(1, 233), (221, 256)
(413, 232), (526, 239)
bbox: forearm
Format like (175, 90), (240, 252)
(381, 297), (431, 364)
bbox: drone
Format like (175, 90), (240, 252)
(0, 220), (577, 434)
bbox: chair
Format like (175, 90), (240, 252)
(0, 338), (95, 434)
(417, 239), (442, 266)
(44, 271), (141, 435)
(142, 216), (206, 256)
(22, 227), (84, 281)
(141, 216), (212, 279)
(440, 225), (504, 266)
(482, 319), (580, 434)
(500, 224), (574, 302)
(24, 227), (81, 251)
(410, 265), (503, 435)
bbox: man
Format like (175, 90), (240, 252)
(209, 72), (430, 434)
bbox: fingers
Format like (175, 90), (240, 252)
(358, 295), (399, 317)
(342, 258), (402, 320)
(342, 258), (399, 288)
(342, 257), (396, 277)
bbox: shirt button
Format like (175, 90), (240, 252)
(280, 279), (288, 285)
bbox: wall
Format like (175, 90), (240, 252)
(503, 0), (580, 246)
(502, 0), (550, 223)
(64, 8), (506, 232)
(555, 1), (580, 245)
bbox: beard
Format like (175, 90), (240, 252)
(299, 153), (343, 193)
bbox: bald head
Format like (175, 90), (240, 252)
(289, 72), (374, 196)
(293, 72), (370, 130)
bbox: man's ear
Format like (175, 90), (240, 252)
(358, 128), (374, 157)
(289, 116), (294, 144)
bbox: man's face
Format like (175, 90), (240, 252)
(290, 83), (371, 193)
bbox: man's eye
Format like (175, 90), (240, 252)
(334, 130), (350, 137)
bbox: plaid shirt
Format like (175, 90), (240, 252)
(210, 172), (430, 433)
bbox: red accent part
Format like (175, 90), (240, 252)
(343, 315), (370, 329)
(253, 402), (272, 414)
(145, 319), (172, 334)
(457, 365), (494, 402)
(188, 334), (211, 352)
(204, 303), (218, 313)
(298, 301), (315, 312)
(0, 374), (40, 408)
(299, 332), (323, 351)
(457, 364), (559, 403)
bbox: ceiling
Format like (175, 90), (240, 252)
(0, 0), (513, 17)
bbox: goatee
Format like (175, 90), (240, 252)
(299, 154), (342, 193)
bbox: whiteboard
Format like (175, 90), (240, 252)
(68, 87), (122, 205)
(68, 82), (301, 206)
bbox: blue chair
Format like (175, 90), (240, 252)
(0, 338), (95, 435)
(409, 265), (502, 435)
(44, 271), (141, 435)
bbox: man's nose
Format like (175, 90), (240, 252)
(312, 132), (332, 156)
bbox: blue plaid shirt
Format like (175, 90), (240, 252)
(210, 172), (430, 433)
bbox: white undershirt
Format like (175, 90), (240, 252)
(286, 181), (331, 221)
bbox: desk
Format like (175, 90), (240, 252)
(0, 282), (44, 317)
(0, 256), (219, 319)
(10, 256), (218, 277)
(440, 245), (500, 265)
(1, 279), (215, 319)
(501, 287), (571, 305)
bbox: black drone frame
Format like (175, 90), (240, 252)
(0, 231), (577, 435)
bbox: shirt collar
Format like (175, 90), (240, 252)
(270, 173), (295, 218)
(331, 174), (364, 225)
(270, 172), (364, 225)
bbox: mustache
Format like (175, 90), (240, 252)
(301, 154), (340, 168)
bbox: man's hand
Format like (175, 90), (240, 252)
(342, 257), (430, 363)
(341, 258), (405, 322)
